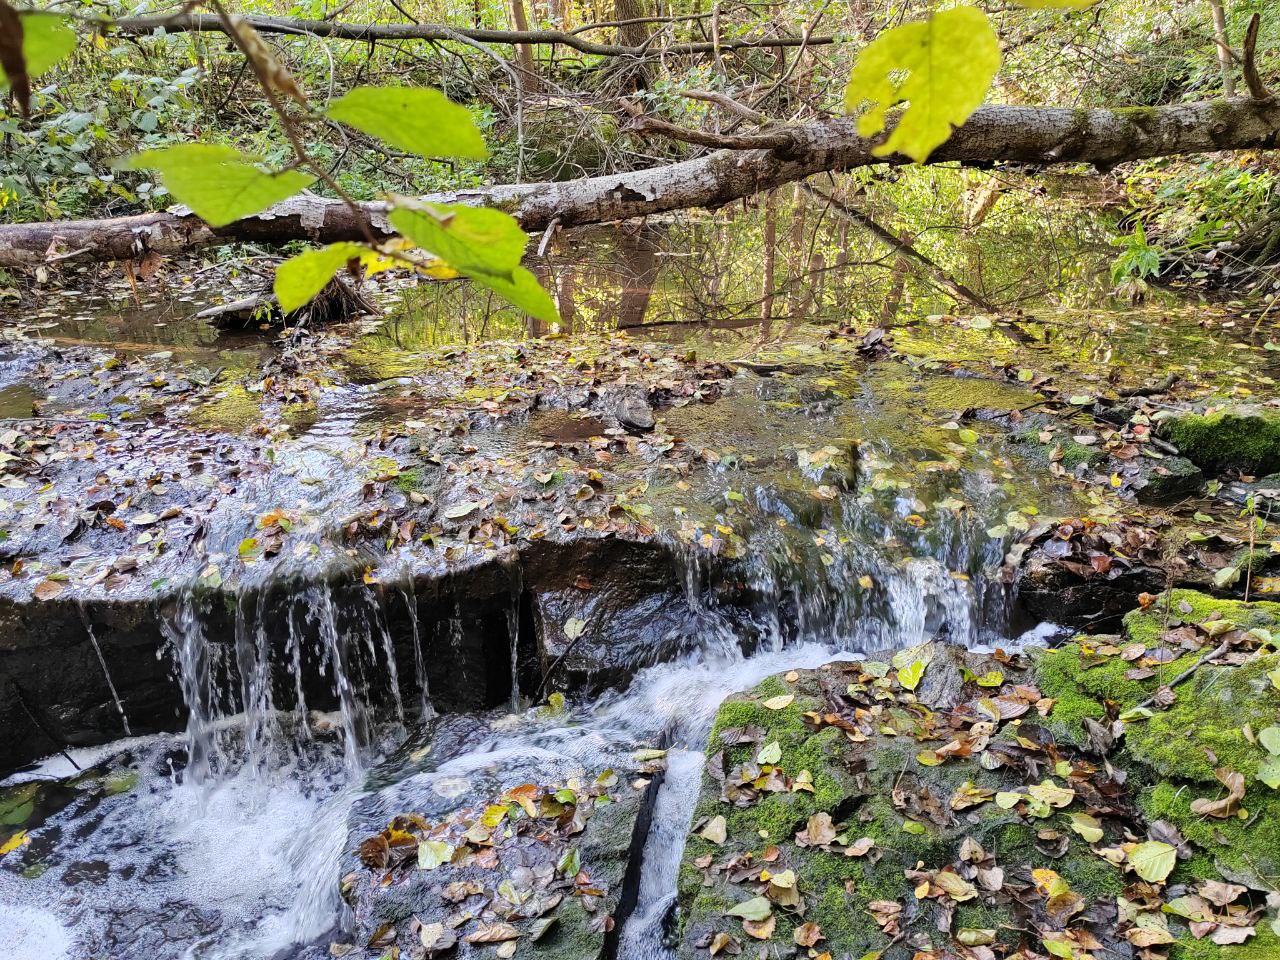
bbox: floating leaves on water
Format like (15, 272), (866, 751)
(0, 831), (28, 856)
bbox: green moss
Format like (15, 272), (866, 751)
(807, 874), (886, 954)
(1013, 427), (1107, 472)
(393, 468), (425, 493)
(1123, 590), (1280, 648)
(1125, 653), (1280, 782)
(1115, 105), (1161, 134)
(1171, 925), (1280, 960)
(187, 384), (265, 432)
(992, 822), (1125, 902)
(1138, 776), (1280, 889)
(1159, 409), (1280, 474)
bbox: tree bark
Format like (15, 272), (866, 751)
(3, 98), (1279, 269)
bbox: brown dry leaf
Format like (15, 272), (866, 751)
(464, 922), (520, 944)
(1127, 926), (1175, 948)
(1199, 880), (1247, 906)
(742, 915), (776, 940)
(709, 931), (741, 955)
(1210, 926), (1255, 945)
(799, 812), (837, 847)
(357, 835), (389, 870)
(1189, 768), (1246, 819)
(844, 837), (875, 857)
(698, 815), (728, 844)
(794, 921), (823, 947)
(934, 869), (978, 902)
(33, 578), (64, 601)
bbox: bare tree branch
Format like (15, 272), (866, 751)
(105, 12), (840, 58)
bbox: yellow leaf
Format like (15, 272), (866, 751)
(0, 831), (29, 856)
(844, 7), (1000, 163)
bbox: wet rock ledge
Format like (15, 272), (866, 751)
(338, 711), (663, 960)
(675, 590), (1280, 960)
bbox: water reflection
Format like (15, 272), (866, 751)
(371, 188), (1135, 350)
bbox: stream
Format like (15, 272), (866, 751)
(1, 201), (1273, 960)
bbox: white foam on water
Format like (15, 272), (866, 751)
(0, 730), (353, 960)
(0, 897), (72, 960)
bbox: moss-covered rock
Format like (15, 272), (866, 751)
(1158, 407), (1280, 475)
(678, 599), (1280, 960)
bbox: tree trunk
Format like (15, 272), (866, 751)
(507, 0), (539, 87)
(612, 0), (650, 88)
(760, 190), (777, 331)
(1209, 0), (1236, 98)
(3, 99), (1279, 269)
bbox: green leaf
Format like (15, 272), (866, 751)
(326, 86), (487, 161)
(389, 203), (560, 324)
(1259, 755), (1280, 790)
(418, 840), (454, 870)
(756, 741), (782, 765)
(1067, 811), (1103, 843)
(389, 202), (528, 276)
(274, 242), (368, 313)
(843, 7), (1000, 163)
(123, 145), (313, 227)
(557, 845), (580, 876)
(463, 264), (559, 325)
(1213, 565), (1241, 589)
(725, 896), (773, 921)
(1, 13), (76, 90)
(897, 659), (927, 691)
(1258, 726), (1280, 756)
(1129, 841), (1176, 883)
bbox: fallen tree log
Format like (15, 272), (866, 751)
(108, 12), (837, 58)
(3, 98), (1279, 270)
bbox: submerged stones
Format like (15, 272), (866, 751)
(675, 591), (1280, 960)
(1158, 407), (1280, 476)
